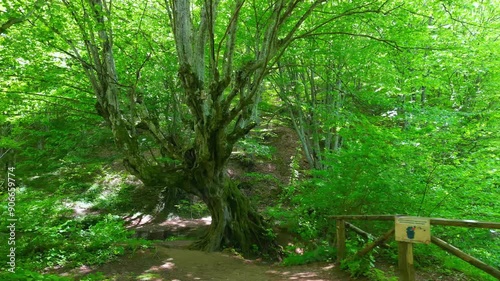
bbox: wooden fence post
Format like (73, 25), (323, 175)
(336, 220), (346, 263)
(398, 242), (415, 281)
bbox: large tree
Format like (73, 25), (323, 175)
(4, 0), (399, 255)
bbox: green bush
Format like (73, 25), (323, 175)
(282, 245), (336, 266)
(0, 190), (149, 272)
(0, 268), (71, 281)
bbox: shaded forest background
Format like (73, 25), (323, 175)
(1, 0), (499, 280)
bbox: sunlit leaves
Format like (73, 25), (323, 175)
(275, 0), (500, 227)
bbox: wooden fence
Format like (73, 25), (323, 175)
(331, 215), (500, 281)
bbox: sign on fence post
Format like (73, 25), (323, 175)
(395, 216), (431, 281)
(395, 216), (431, 244)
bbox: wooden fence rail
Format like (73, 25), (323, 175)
(331, 215), (500, 281)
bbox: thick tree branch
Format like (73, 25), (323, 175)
(205, 0), (218, 81)
(0, 18), (24, 34)
(0, 0), (47, 34)
(170, 0), (194, 71)
(218, 0), (244, 82)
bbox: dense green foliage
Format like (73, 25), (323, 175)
(266, 1), (500, 279)
(1, 0), (499, 280)
(0, 116), (153, 279)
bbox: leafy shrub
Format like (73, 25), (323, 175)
(0, 190), (148, 272)
(282, 245), (336, 266)
(235, 137), (275, 160)
(79, 272), (109, 281)
(0, 268), (71, 281)
(340, 255), (375, 278)
(365, 268), (398, 281)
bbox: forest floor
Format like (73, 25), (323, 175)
(63, 216), (470, 281)
(68, 216), (363, 281)
(74, 242), (358, 281)
(53, 213), (360, 281)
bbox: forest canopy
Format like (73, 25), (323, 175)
(1, 0), (499, 280)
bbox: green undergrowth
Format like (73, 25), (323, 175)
(340, 255), (397, 281)
(0, 138), (155, 280)
(0, 268), (72, 281)
(282, 245), (336, 266)
(269, 175), (499, 280)
(412, 242), (498, 281)
(0, 190), (153, 269)
(0, 116), (196, 280)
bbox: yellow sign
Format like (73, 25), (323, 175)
(395, 216), (431, 244)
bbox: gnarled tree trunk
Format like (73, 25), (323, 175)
(190, 170), (277, 255)
(50, 0), (389, 258)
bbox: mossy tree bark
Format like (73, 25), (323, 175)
(190, 169), (277, 255)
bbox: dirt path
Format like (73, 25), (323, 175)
(61, 217), (470, 281)
(75, 241), (360, 281)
